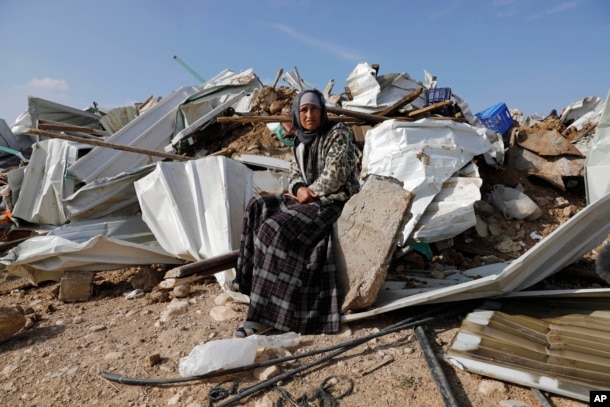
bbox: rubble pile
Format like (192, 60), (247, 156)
(0, 62), (609, 403)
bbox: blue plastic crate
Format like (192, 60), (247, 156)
(426, 87), (452, 116)
(475, 102), (513, 135)
(427, 87), (452, 104)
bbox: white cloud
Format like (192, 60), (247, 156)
(24, 77), (69, 92)
(270, 23), (364, 62)
(546, 1), (578, 14)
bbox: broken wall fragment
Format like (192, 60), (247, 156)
(334, 175), (413, 312)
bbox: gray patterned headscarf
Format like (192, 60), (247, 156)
(290, 89), (329, 146)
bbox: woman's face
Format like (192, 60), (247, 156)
(299, 104), (322, 131)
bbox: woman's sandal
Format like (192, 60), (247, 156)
(233, 325), (272, 338)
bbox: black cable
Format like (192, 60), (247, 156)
(101, 301), (473, 387)
(252, 375), (354, 407)
(214, 305), (474, 407)
(415, 325), (460, 407)
(207, 380), (238, 406)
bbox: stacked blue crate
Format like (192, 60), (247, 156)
(426, 87), (452, 116)
(475, 102), (513, 134)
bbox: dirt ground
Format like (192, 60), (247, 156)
(0, 106), (606, 406)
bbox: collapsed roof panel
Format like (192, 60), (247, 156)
(361, 118), (496, 246)
(172, 69), (262, 138)
(25, 96), (103, 131)
(585, 89), (610, 205)
(0, 216), (183, 283)
(12, 139), (79, 225)
(342, 63), (428, 113)
(134, 156), (253, 262)
(446, 296), (610, 401)
(64, 164), (156, 221)
(67, 85), (204, 184)
(0, 119), (29, 157)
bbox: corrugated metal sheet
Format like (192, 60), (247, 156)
(64, 164), (156, 221)
(446, 296), (610, 401)
(134, 156), (253, 262)
(27, 96), (103, 130)
(0, 216), (183, 283)
(12, 139), (79, 225)
(585, 90), (610, 204)
(361, 118), (495, 246)
(67, 85), (204, 184)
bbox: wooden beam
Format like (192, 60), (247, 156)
(38, 122), (109, 137)
(215, 115), (359, 124)
(28, 128), (191, 162)
(326, 106), (409, 124)
(164, 250), (239, 279)
(271, 68), (283, 88)
(378, 87), (424, 117)
(406, 100), (453, 118)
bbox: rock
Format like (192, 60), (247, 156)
(335, 175), (414, 312)
(131, 265), (164, 292)
(159, 300), (189, 322)
(172, 284), (190, 298)
(495, 238), (521, 253)
(253, 365), (281, 381)
(475, 216), (489, 237)
(0, 306), (26, 342)
(145, 353), (162, 367)
(478, 379), (507, 395)
(214, 292), (232, 305)
(209, 305), (239, 321)
(499, 400), (532, 407)
(89, 325), (107, 332)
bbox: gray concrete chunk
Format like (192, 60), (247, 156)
(334, 175), (413, 312)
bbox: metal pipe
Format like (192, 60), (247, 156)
(173, 55), (206, 83)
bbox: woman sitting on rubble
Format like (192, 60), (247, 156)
(232, 89), (361, 338)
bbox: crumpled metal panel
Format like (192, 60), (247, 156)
(64, 164), (156, 221)
(585, 89), (610, 205)
(134, 155), (252, 262)
(67, 85), (203, 184)
(342, 62), (427, 113)
(516, 129), (585, 157)
(27, 96), (103, 130)
(361, 118), (495, 246)
(446, 296), (610, 401)
(0, 216), (183, 283)
(12, 139), (79, 225)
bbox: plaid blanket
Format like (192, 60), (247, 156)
(235, 193), (344, 334)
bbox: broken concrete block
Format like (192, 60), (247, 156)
(58, 270), (96, 302)
(335, 175), (413, 312)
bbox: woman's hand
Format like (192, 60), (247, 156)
(295, 186), (318, 204)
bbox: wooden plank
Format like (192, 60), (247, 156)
(164, 250), (239, 279)
(215, 115), (358, 124)
(38, 122), (109, 137)
(407, 100), (453, 118)
(378, 87), (424, 117)
(28, 128), (191, 162)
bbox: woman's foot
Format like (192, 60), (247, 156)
(233, 322), (271, 338)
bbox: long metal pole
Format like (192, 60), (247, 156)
(173, 55), (206, 83)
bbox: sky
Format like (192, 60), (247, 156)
(1, 0), (609, 126)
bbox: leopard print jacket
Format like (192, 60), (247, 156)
(289, 122), (361, 206)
